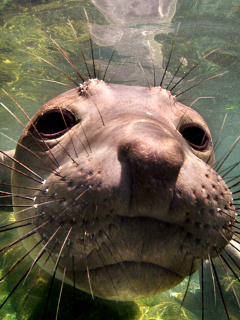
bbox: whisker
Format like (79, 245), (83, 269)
(138, 61), (151, 89)
(0, 95), (60, 169)
(0, 198), (64, 209)
(84, 9), (96, 79)
(160, 22), (180, 88)
(216, 250), (240, 307)
(0, 213), (43, 230)
(102, 49), (116, 82)
(206, 114), (227, 165)
(231, 238), (240, 246)
(0, 204), (33, 208)
(0, 239), (43, 281)
(84, 230), (94, 299)
(215, 135), (240, 172)
(176, 257), (194, 319)
(0, 222), (33, 233)
(175, 72), (226, 98)
(225, 228), (240, 240)
(210, 257), (230, 320)
(232, 188), (240, 195)
(42, 249), (59, 317)
(170, 48), (219, 92)
(72, 255), (77, 318)
(0, 249), (46, 310)
(93, 235), (119, 297)
(0, 132), (60, 175)
(100, 224), (137, 276)
(201, 259), (205, 320)
(177, 96), (214, 103)
(213, 114), (227, 152)
(166, 55), (186, 91)
(218, 231), (240, 256)
(55, 138), (78, 165)
(0, 189), (53, 200)
(84, 90), (105, 126)
(39, 30), (85, 82)
(0, 195), (13, 200)
(221, 249), (240, 278)
(97, 47), (101, 79)
(221, 162), (240, 180)
(102, 240), (137, 295)
(17, 242), (58, 319)
(68, 19), (91, 79)
(0, 219), (50, 254)
(215, 208), (236, 221)
(36, 78), (74, 88)
(189, 97), (215, 108)
(24, 226), (62, 283)
(147, 41), (156, 87)
(60, 107), (78, 158)
(44, 228), (72, 317)
(154, 230), (188, 295)
(0, 190), (35, 201)
(80, 123), (92, 153)
(55, 267), (66, 320)
(0, 182), (42, 192)
(74, 186), (92, 202)
(107, 58), (127, 85)
(229, 180), (240, 191)
(207, 253), (217, 304)
(54, 227), (72, 271)
(20, 50), (79, 86)
(75, 134), (89, 156)
(0, 161), (43, 184)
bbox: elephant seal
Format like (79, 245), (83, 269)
(9, 78), (235, 301)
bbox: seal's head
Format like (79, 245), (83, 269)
(12, 79), (235, 300)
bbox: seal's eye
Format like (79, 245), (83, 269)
(179, 124), (209, 151)
(35, 109), (77, 139)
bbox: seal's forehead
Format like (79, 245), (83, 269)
(35, 79), (210, 133)
(79, 80), (210, 129)
(78, 79), (179, 119)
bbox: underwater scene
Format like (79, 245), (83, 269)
(0, 0), (240, 319)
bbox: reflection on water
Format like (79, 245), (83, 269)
(89, 0), (178, 84)
(0, 0), (240, 319)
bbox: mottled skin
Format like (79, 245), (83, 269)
(10, 80), (235, 300)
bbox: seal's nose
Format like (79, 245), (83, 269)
(117, 120), (185, 218)
(119, 121), (185, 183)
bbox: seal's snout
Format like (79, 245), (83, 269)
(119, 122), (184, 181)
(116, 119), (186, 219)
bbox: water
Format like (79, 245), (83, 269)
(0, 0), (239, 319)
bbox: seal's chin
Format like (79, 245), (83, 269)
(73, 261), (184, 301)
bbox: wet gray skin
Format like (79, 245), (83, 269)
(8, 79), (235, 301)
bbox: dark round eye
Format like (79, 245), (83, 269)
(179, 124), (209, 151)
(35, 109), (77, 139)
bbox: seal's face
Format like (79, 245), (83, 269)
(12, 80), (235, 300)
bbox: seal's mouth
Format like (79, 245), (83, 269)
(34, 212), (232, 277)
